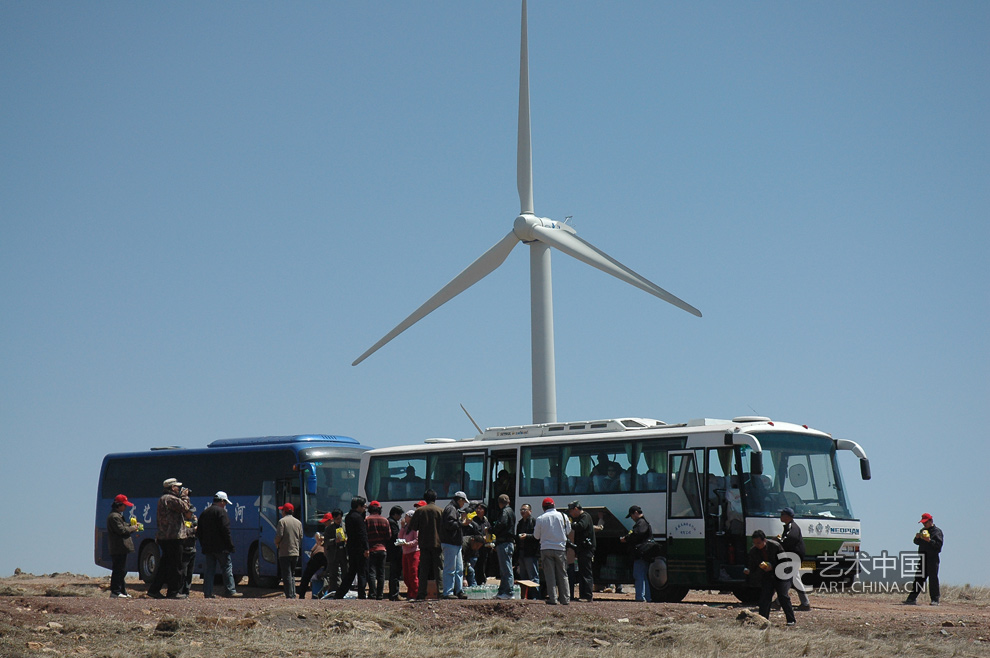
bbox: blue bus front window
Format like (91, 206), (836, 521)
(303, 460), (360, 525)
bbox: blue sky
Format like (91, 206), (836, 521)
(2, 2), (987, 586)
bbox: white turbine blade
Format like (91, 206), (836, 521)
(530, 225), (702, 317)
(352, 231), (520, 366)
(517, 0), (534, 215)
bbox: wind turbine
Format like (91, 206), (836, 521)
(353, 0), (701, 425)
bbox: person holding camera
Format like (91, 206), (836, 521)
(147, 477), (192, 599)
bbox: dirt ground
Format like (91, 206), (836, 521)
(2, 572), (988, 657)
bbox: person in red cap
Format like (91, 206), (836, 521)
(275, 502), (303, 598)
(533, 497), (571, 605)
(106, 494), (140, 598)
(904, 513), (944, 605)
(365, 501), (391, 600)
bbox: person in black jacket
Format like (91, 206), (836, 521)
(440, 491), (468, 599)
(106, 494), (140, 598)
(334, 497), (369, 599)
(905, 512), (944, 605)
(515, 503), (541, 599)
(387, 505), (404, 600)
(567, 501), (599, 602)
(778, 507), (810, 610)
(620, 505), (654, 602)
(198, 492), (241, 598)
(744, 529), (795, 625)
(492, 494), (516, 599)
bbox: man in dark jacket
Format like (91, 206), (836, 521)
(516, 503), (541, 599)
(492, 494), (516, 599)
(198, 491), (241, 598)
(334, 497), (369, 599)
(905, 512), (944, 605)
(107, 494), (140, 598)
(778, 507), (810, 610)
(440, 491), (468, 599)
(409, 489), (443, 600)
(744, 529), (795, 625)
(567, 501), (598, 602)
(387, 505), (404, 600)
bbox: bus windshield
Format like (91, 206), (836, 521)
(303, 459), (361, 525)
(741, 433), (854, 520)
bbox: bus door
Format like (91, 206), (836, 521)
(665, 451), (706, 587)
(489, 450), (517, 509)
(705, 448), (746, 583)
(258, 478), (297, 580)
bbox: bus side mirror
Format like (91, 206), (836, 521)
(860, 459), (871, 481)
(750, 451), (763, 476)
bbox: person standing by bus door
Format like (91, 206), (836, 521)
(274, 503), (303, 599)
(335, 497), (370, 599)
(440, 491), (469, 599)
(620, 505), (653, 603)
(904, 513), (944, 606)
(147, 478), (191, 599)
(107, 494), (139, 598)
(492, 494), (516, 600)
(778, 507), (811, 611)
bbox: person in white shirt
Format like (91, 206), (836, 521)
(533, 497), (571, 605)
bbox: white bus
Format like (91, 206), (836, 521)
(359, 415), (870, 602)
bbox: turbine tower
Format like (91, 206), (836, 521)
(353, 0), (701, 424)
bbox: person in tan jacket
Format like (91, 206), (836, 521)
(275, 502), (303, 598)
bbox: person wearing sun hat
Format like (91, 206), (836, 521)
(147, 477), (191, 599)
(904, 513), (944, 606)
(106, 494), (139, 598)
(439, 491), (469, 599)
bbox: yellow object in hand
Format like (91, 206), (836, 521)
(129, 517), (138, 526)
(760, 561), (771, 571)
(921, 529), (930, 538)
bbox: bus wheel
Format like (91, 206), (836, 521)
(138, 542), (160, 583)
(732, 587), (761, 604)
(248, 543), (278, 588)
(650, 584), (689, 603)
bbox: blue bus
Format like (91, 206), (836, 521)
(94, 434), (371, 587)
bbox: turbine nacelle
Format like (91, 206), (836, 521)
(513, 213), (577, 243)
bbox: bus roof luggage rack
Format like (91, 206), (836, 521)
(207, 434), (360, 448)
(478, 418), (665, 441)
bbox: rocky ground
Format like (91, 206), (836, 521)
(1, 572), (987, 657)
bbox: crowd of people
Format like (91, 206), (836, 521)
(104, 477), (944, 625)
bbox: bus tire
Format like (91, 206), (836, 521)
(138, 541), (160, 583)
(248, 543), (278, 588)
(650, 584), (689, 603)
(732, 586), (761, 604)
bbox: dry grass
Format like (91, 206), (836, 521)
(2, 575), (988, 657)
(2, 602), (988, 658)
